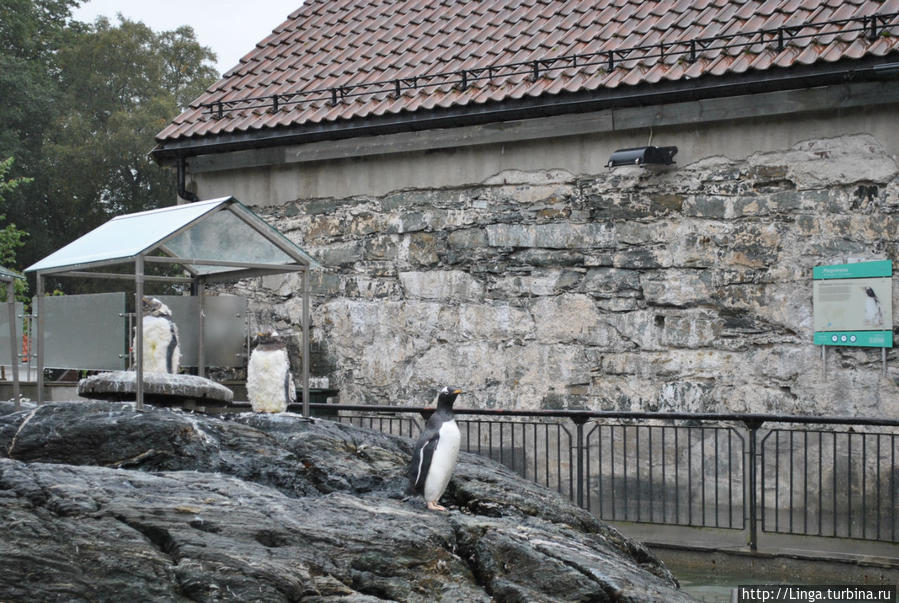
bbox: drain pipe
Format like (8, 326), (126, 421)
(177, 156), (199, 202)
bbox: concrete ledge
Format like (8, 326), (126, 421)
(654, 544), (899, 593)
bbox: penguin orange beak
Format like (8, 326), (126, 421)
(453, 389), (462, 394)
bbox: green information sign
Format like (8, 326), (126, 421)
(813, 331), (893, 348)
(813, 259), (892, 280)
(813, 260), (893, 349)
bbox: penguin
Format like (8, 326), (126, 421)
(136, 297), (180, 374)
(246, 330), (296, 413)
(407, 386), (463, 511)
(864, 286), (884, 327)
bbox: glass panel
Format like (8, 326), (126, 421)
(164, 208), (295, 274)
(203, 295), (248, 367)
(27, 199), (227, 272)
(37, 293), (127, 370)
(156, 294), (247, 368)
(0, 301), (24, 366)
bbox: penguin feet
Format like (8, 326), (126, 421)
(426, 501), (447, 512)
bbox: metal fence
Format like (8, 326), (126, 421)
(311, 404), (899, 550)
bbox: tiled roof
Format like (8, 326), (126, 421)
(155, 0), (899, 145)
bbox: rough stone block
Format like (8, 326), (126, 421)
(399, 270), (484, 301)
(640, 270), (711, 307)
(448, 228), (488, 250)
(402, 232), (439, 266)
(531, 294), (602, 344)
(583, 268), (642, 298)
(486, 223), (616, 249)
(317, 241), (363, 266)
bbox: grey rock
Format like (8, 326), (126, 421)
(399, 270), (484, 301)
(317, 240), (364, 266)
(78, 371), (234, 404)
(0, 402), (692, 602)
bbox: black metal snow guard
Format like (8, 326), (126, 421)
(199, 12), (899, 119)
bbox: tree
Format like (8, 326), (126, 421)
(0, 8), (218, 291)
(0, 0), (78, 172)
(0, 157), (30, 301)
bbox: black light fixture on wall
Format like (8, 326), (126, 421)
(606, 145), (678, 168)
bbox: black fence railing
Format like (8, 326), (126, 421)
(584, 423), (745, 530)
(309, 404), (899, 551)
(761, 428), (898, 542)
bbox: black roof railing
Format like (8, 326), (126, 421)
(200, 12), (899, 120)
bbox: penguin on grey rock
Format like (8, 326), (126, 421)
(407, 386), (462, 511)
(136, 297), (180, 374)
(246, 330), (296, 413)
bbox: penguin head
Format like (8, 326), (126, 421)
(142, 296), (173, 318)
(253, 330), (286, 348)
(864, 287), (877, 299)
(435, 386), (462, 410)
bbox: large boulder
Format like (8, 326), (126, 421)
(0, 401), (693, 602)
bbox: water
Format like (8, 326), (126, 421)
(676, 571), (770, 602)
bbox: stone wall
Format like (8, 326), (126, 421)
(248, 134), (899, 417)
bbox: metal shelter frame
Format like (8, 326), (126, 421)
(25, 197), (318, 414)
(0, 266), (24, 409)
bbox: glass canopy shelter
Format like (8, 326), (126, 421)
(26, 197), (319, 413)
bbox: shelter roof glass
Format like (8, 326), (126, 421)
(26, 197), (317, 275)
(165, 204), (297, 274)
(0, 266), (23, 281)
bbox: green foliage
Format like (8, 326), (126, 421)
(0, 157), (30, 302)
(0, 0), (78, 181)
(0, 5), (218, 293)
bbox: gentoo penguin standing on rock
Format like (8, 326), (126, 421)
(137, 297), (180, 374)
(407, 386), (463, 511)
(246, 330), (296, 413)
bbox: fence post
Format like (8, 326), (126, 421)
(744, 418), (764, 551)
(573, 414), (589, 508)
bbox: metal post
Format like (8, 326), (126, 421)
(135, 256), (144, 411)
(745, 419), (763, 551)
(883, 347), (887, 377)
(7, 280), (19, 409)
(821, 345), (826, 381)
(35, 274), (44, 405)
(573, 414), (587, 508)
(302, 267), (310, 418)
(197, 278), (206, 378)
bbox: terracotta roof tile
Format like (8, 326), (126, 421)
(156, 0), (899, 144)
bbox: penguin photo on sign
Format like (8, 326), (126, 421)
(246, 330), (296, 413)
(136, 297), (181, 374)
(864, 286), (884, 327)
(407, 386), (463, 511)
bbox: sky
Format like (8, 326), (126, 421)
(72, 1), (303, 76)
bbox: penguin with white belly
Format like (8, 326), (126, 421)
(407, 386), (463, 511)
(136, 297), (181, 374)
(864, 286), (884, 327)
(246, 330), (296, 413)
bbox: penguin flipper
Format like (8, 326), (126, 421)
(407, 432), (439, 494)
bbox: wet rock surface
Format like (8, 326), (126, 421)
(0, 401), (692, 602)
(78, 371), (235, 404)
